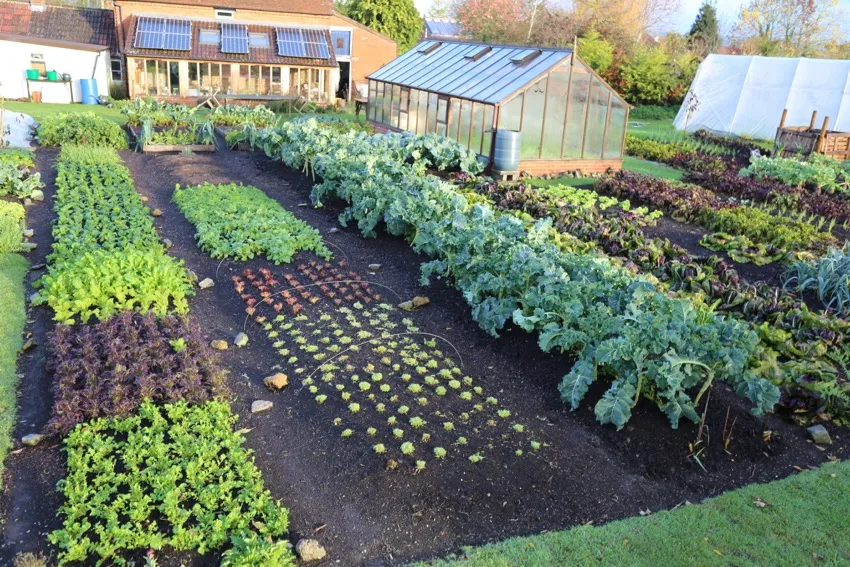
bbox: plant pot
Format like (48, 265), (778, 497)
(32, 91), (43, 103)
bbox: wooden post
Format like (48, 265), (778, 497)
(817, 116), (830, 153)
(809, 110), (818, 130)
(779, 108), (788, 128)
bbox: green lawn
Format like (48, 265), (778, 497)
(422, 460), (850, 566)
(2, 101), (126, 125)
(622, 156), (684, 181)
(627, 118), (680, 140)
(0, 253), (28, 489)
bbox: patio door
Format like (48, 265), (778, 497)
(436, 95), (449, 136)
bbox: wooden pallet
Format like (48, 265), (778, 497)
(142, 144), (216, 153)
(492, 169), (520, 182)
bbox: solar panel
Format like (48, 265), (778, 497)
(221, 23), (249, 54)
(275, 28), (330, 59)
(134, 17), (191, 51)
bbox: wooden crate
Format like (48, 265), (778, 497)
(775, 109), (850, 160)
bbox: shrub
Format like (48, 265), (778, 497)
(46, 312), (229, 434)
(48, 400), (292, 565)
(619, 47), (674, 106)
(0, 201), (26, 253)
(630, 105), (679, 121)
(173, 182), (332, 263)
(37, 112), (127, 149)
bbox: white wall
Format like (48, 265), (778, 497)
(0, 39), (111, 104)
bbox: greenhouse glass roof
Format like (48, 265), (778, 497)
(368, 40), (572, 105)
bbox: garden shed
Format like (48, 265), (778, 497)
(367, 40), (628, 175)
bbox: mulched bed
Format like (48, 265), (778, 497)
(1, 147), (848, 566)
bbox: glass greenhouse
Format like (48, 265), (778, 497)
(367, 40), (629, 175)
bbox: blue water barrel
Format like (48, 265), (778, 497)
(79, 79), (99, 105)
(493, 130), (522, 171)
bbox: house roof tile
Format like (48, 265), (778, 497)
(0, 1), (117, 53)
(119, 0), (333, 17)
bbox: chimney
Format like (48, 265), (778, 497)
(30, 0), (46, 12)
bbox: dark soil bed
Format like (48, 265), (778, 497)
(2, 147), (848, 567)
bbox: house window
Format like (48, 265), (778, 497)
(249, 33), (270, 48)
(215, 8), (234, 20)
(110, 58), (123, 82)
(199, 29), (220, 44)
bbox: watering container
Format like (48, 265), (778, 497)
(493, 130), (522, 171)
(26, 69), (39, 80)
(80, 79), (99, 105)
(46, 70), (58, 81)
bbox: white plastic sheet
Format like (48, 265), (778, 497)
(1, 110), (36, 148)
(674, 54), (850, 140)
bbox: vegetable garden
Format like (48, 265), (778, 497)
(1, 110), (850, 566)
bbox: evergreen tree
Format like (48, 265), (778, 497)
(346, 0), (423, 53)
(688, 1), (721, 57)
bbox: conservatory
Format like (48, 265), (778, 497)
(367, 40), (628, 175)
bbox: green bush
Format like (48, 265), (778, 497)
(0, 201), (26, 253)
(37, 112), (127, 149)
(620, 47), (674, 106)
(48, 400), (293, 566)
(630, 105), (679, 121)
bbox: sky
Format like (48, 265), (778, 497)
(413, 0), (850, 37)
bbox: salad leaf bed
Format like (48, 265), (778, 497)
(173, 182), (332, 263)
(46, 312), (229, 435)
(48, 400), (293, 566)
(34, 146), (192, 324)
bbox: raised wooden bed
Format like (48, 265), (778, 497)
(128, 125), (216, 153)
(775, 109), (850, 160)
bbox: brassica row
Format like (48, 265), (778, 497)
(234, 119), (779, 430)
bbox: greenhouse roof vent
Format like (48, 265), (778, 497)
(511, 49), (542, 65)
(465, 45), (492, 61)
(418, 41), (442, 55)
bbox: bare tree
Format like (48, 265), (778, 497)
(731, 0), (846, 56)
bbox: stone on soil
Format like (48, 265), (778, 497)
(251, 400), (274, 414)
(198, 277), (215, 289)
(295, 539), (326, 562)
(368, 263), (382, 271)
(807, 424), (832, 445)
(264, 373), (289, 390)
(400, 296), (430, 311)
(152, 208), (163, 217)
(21, 433), (45, 447)
(210, 339), (228, 351)
(234, 332), (249, 347)
(23, 229), (34, 238)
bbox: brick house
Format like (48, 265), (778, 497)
(112, 0), (397, 101)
